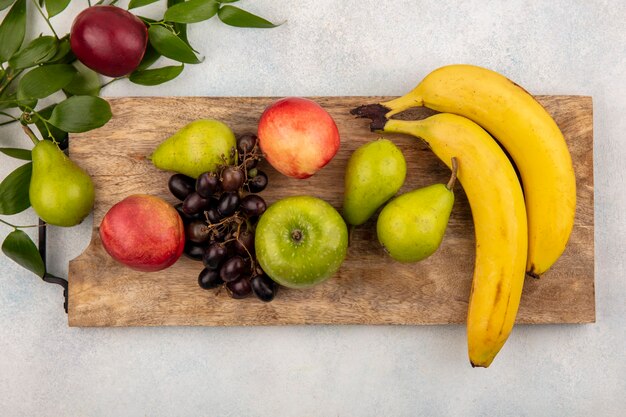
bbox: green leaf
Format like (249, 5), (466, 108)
(0, 162), (31, 215)
(165, 0), (218, 23)
(64, 62), (101, 96)
(44, 0), (71, 17)
(0, 92), (18, 110)
(0, 147), (31, 160)
(0, 0), (27, 62)
(129, 64), (184, 86)
(8, 36), (58, 70)
(2, 230), (45, 278)
(47, 95), (112, 133)
(136, 42), (160, 71)
(0, 0), (16, 11)
(33, 104), (68, 144)
(148, 25), (201, 64)
(48, 36), (74, 63)
(217, 5), (279, 28)
(17, 64), (77, 100)
(129, 0), (159, 9)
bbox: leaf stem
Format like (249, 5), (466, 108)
(101, 76), (125, 89)
(31, 0), (60, 39)
(31, 110), (56, 141)
(0, 119), (19, 127)
(0, 218), (44, 230)
(21, 124), (41, 146)
(0, 111), (19, 121)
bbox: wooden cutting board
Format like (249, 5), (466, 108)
(67, 96), (594, 327)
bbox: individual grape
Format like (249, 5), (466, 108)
(205, 205), (222, 224)
(203, 242), (228, 269)
(251, 274), (276, 302)
(168, 174), (196, 201)
(226, 276), (252, 299)
(234, 230), (255, 256)
(186, 220), (210, 243)
(174, 203), (202, 223)
(240, 195), (267, 217)
(198, 268), (223, 289)
(219, 256), (245, 282)
(237, 134), (257, 155)
(184, 242), (205, 261)
(183, 192), (210, 215)
(196, 172), (220, 198)
(217, 192), (240, 216)
(247, 171), (268, 193)
(221, 166), (245, 192)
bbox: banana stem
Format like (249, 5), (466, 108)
(446, 157), (458, 190)
(380, 93), (424, 118)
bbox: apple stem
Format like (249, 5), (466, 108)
(446, 157), (458, 191)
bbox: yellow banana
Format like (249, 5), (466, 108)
(363, 64), (576, 276)
(355, 111), (527, 367)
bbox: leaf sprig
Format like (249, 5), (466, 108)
(0, 0), (280, 277)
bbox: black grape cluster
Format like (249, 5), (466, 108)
(168, 134), (276, 302)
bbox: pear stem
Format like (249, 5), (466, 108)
(446, 157), (459, 191)
(22, 125), (40, 146)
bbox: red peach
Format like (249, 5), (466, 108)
(258, 97), (340, 179)
(70, 6), (148, 77)
(99, 194), (185, 272)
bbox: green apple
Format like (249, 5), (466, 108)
(255, 196), (348, 289)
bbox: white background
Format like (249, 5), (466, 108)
(1, 1), (625, 416)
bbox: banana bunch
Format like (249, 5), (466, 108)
(352, 64), (576, 367)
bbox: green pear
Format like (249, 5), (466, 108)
(377, 158), (458, 262)
(29, 140), (95, 227)
(343, 138), (406, 226)
(150, 119), (237, 178)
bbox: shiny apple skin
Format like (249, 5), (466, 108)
(258, 97), (340, 179)
(70, 5), (148, 77)
(99, 194), (185, 272)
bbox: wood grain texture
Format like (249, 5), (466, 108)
(67, 96), (594, 327)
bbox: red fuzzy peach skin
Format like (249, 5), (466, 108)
(258, 97), (340, 179)
(99, 194), (185, 272)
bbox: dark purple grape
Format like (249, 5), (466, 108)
(240, 195), (267, 217)
(251, 274), (276, 302)
(205, 206), (222, 224)
(168, 174), (196, 201)
(186, 220), (210, 244)
(203, 242), (228, 269)
(221, 166), (245, 192)
(234, 230), (255, 256)
(196, 172), (220, 198)
(226, 276), (252, 299)
(217, 192), (240, 216)
(183, 192), (210, 215)
(198, 268), (223, 289)
(219, 256), (245, 282)
(247, 171), (268, 193)
(184, 242), (205, 261)
(174, 203), (201, 224)
(237, 134), (257, 155)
